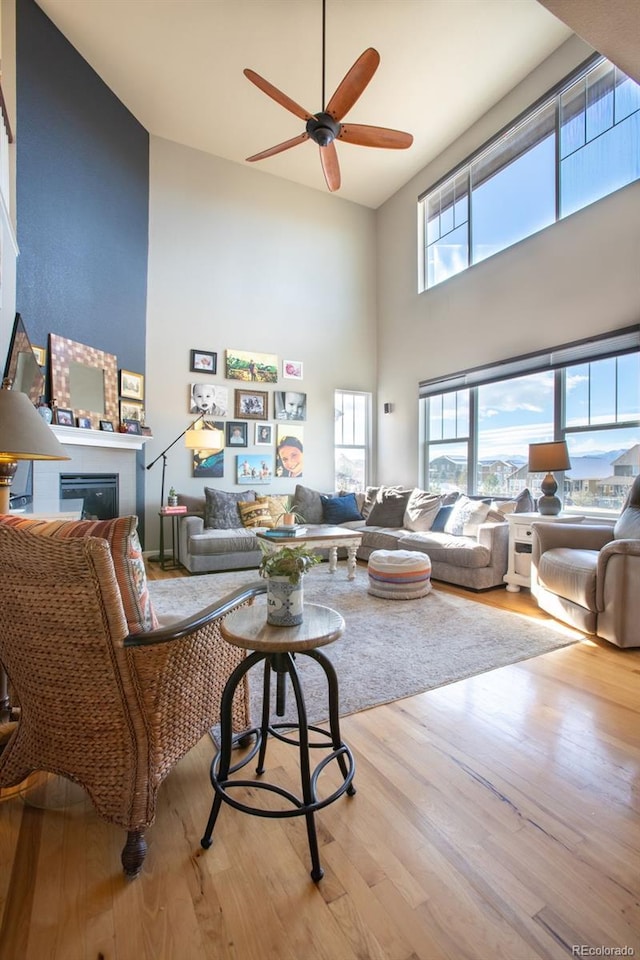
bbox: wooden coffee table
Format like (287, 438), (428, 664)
(256, 525), (363, 580)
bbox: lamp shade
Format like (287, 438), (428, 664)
(0, 385), (70, 461)
(184, 427), (224, 450)
(528, 441), (571, 473)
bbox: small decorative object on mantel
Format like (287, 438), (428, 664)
(258, 541), (321, 626)
(35, 396), (52, 424)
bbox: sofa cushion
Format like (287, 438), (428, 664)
(614, 505), (640, 540)
(321, 492), (363, 524)
(238, 498), (274, 529)
(444, 496), (491, 537)
(0, 514), (157, 635)
(292, 484), (327, 524)
(537, 547), (599, 611)
(366, 486), (412, 527)
(204, 488), (256, 528)
(186, 528), (260, 556)
(401, 532), (492, 568)
(403, 489), (442, 532)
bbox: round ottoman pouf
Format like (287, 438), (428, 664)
(367, 549), (432, 600)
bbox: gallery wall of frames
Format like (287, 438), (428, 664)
(188, 348), (307, 484)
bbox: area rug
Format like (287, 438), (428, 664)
(148, 565), (581, 724)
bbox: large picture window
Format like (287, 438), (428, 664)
(419, 329), (639, 515)
(334, 390), (371, 493)
(420, 56), (640, 290)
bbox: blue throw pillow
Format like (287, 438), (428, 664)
(321, 493), (363, 524)
(431, 504), (454, 532)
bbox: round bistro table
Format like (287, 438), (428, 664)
(200, 602), (356, 882)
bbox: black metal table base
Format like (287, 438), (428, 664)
(201, 648), (356, 882)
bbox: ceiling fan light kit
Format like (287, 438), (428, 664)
(243, 2), (413, 193)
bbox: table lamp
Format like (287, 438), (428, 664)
(528, 441), (571, 516)
(0, 378), (70, 514)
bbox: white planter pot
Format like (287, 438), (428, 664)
(266, 575), (304, 626)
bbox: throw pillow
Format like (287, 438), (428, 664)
(0, 514), (157, 635)
(320, 492), (363, 524)
(514, 488), (535, 513)
(237, 498), (274, 529)
(365, 486), (412, 527)
(403, 489), (442, 532)
(431, 504), (454, 532)
(360, 486), (380, 520)
(444, 496), (492, 537)
(204, 488), (256, 529)
(291, 484), (326, 524)
(262, 494), (291, 525)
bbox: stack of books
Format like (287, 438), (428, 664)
(160, 505), (187, 516)
(262, 525), (308, 538)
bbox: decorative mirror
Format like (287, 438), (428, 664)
(49, 334), (118, 428)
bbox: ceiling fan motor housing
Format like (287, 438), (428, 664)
(306, 112), (340, 146)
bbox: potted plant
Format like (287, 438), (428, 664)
(258, 541), (321, 625)
(167, 486), (178, 507)
(275, 495), (305, 527)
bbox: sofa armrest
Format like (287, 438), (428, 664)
(531, 522), (614, 564)
(476, 521), (509, 571)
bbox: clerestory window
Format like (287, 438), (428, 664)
(419, 56), (640, 290)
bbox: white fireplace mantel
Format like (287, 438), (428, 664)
(51, 425), (148, 451)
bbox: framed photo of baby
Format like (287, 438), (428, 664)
(189, 384), (229, 417)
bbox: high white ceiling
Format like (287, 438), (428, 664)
(35, 0), (575, 209)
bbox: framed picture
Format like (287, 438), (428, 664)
(120, 399), (144, 423)
(282, 359), (303, 381)
(49, 333), (118, 430)
(100, 420), (115, 432)
(54, 408), (75, 427)
(141, 425), (153, 437)
(276, 424), (304, 478)
(32, 345), (46, 367)
(234, 389), (268, 420)
(226, 421), (248, 447)
(120, 369), (144, 401)
(226, 349), (278, 383)
(190, 421), (225, 478)
(274, 390), (306, 421)
(236, 454), (273, 485)
(190, 349), (217, 374)
(255, 423), (273, 446)
(123, 418), (142, 435)
(76, 416), (92, 429)
(189, 383), (229, 416)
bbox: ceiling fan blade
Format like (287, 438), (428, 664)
(246, 132), (309, 163)
(338, 123), (413, 150)
(243, 68), (313, 122)
(319, 142), (341, 192)
(325, 48), (380, 121)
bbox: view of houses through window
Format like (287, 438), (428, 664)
(334, 390), (370, 493)
(421, 349), (639, 516)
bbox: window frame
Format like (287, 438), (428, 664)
(334, 389), (371, 494)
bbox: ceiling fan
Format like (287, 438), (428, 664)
(243, 0), (413, 193)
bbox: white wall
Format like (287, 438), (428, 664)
(145, 138), (377, 549)
(375, 35), (640, 488)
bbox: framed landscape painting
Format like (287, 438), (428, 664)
(226, 349), (278, 383)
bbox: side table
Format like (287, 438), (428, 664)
(200, 602), (356, 882)
(157, 510), (183, 571)
(504, 511), (585, 591)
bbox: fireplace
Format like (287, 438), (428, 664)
(60, 474), (119, 520)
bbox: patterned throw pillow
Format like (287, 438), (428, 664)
(237, 498), (274, 529)
(204, 488), (256, 528)
(0, 514), (157, 635)
(444, 496), (491, 538)
(262, 494), (291, 525)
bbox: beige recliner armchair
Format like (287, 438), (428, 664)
(531, 475), (640, 648)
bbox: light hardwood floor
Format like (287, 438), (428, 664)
(1, 562), (639, 960)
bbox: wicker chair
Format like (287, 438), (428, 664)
(0, 523), (266, 878)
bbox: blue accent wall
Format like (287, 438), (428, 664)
(15, 0), (150, 530)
